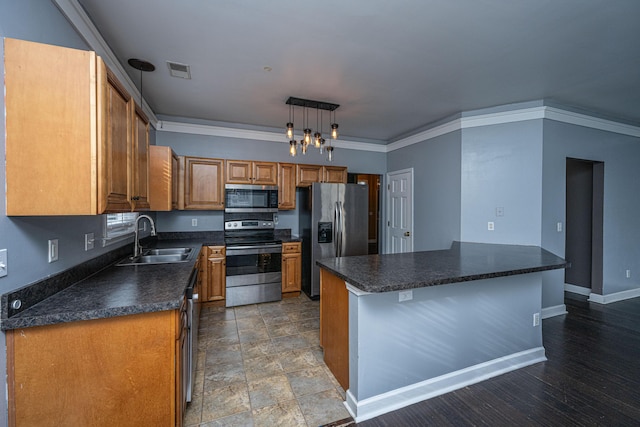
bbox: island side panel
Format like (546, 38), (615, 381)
(351, 273), (544, 402)
(320, 268), (349, 390)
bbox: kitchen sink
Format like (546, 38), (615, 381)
(142, 248), (192, 256)
(116, 248), (194, 266)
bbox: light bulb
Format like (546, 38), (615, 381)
(286, 122), (294, 139)
(289, 140), (297, 157)
(331, 123), (339, 139)
(304, 129), (312, 144)
(314, 132), (321, 148)
(326, 145), (334, 161)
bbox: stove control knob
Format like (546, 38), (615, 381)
(233, 223), (238, 227)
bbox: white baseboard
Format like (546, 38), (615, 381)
(588, 287), (640, 304)
(564, 283), (591, 296)
(541, 304), (567, 319)
(344, 347), (547, 423)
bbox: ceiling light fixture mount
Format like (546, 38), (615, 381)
(285, 96), (339, 161)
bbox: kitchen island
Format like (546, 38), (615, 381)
(317, 241), (568, 422)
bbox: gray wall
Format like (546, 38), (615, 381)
(155, 129), (387, 235)
(542, 120), (640, 299)
(461, 120), (544, 245)
(386, 130), (462, 251)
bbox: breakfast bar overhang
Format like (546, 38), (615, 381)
(317, 242), (569, 422)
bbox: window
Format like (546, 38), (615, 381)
(103, 212), (139, 245)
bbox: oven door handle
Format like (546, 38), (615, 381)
(226, 244), (282, 251)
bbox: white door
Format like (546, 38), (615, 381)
(386, 169), (413, 253)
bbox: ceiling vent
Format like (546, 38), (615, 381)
(166, 61), (191, 79)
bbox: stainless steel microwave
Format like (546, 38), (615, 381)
(224, 184), (278, 213)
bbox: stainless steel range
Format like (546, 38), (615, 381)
(224, 214), (282, 307)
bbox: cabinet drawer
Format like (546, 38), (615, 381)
(282, 242), (301, 254)
(208, 246), (225, 256)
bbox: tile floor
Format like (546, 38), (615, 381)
(184, 294), (352, 427)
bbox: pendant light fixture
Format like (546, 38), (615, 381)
(285, 97), (340, 161)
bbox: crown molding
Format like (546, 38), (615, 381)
(52, 0), (158, 126)
(157, 121), (388, 152)
(387, 106), (640, 152)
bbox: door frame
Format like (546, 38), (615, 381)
(385, 168), (414, 254)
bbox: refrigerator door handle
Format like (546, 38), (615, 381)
(338, 201), (344, 257)
(334, 201), (340, 257)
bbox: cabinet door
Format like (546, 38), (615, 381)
(296, 164), (322, 187)
(102, 68), (133, 212)
(323, 166), (348, 184)
(225, 160), (253, 184)
(149, 146), (179, 211)
(253, 162), (278, 185)
(183, 157), (225, 210)
(206, 256), (226, 302)
(278, 163), (296, 210)
(131, 103), (150, 211)
(282, 252), (302, 293)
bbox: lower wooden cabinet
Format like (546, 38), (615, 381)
(6, 308), (185, 427)
(202, 246), (226, 302)
(282, 242), (302, 296)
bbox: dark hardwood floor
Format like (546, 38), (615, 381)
(355, 293), (640, 426)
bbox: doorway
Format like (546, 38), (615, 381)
(348, 173), (381, 254)
(385, 168), (414, 254)
(565, 158), (604, 295)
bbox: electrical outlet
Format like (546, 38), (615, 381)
(0, 249), (7, 278)
(626, 269), (631, 279)
(399, 290), (413, 302)
(496, 207), (504, 217)
(85, 233), (95, 251)
(487, 222), (495, 231)
(557, 222), (563, 232)
(533, 312), (540, 326)
(192, 219), (198, 227)
(48, 239), (59, 263)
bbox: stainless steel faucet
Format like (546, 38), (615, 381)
(133, 214), (157, 257)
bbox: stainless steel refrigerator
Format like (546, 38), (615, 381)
(299, 182), (369, 298)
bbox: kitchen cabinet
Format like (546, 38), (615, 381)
(278, 163), (297, 210)
(149, 146), (179, 211)
(130, 103), (151, 210)
(179, 156), (225, 210)
(296, 164), (348, 187)
(202, 246), (226, 302)
(225, 160), (277, 185)
(296, 164), (323, 187)
(323, 166), (348, 184)
(4, 38), (148, 215)
(282, 242), (302, 296)
(6, 308), (185, 426)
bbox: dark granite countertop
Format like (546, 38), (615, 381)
(1, 239), (203, 330)
(316, 241), (569, 293)
(1, 229), (298, 331)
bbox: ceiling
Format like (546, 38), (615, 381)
(76, 0), (640, 142)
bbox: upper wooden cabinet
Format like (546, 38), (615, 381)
(4, 38), (148, 215)
(323, 166), (348, 184)
(149, 146), (179, 211)
(296, 164), (347, 187)
(226, 160), (277, 185)
(179, 156), (225, 210)
(278, 163), (296, 210)
(296, 164), (323, 187)
(130, 103), (150, 211)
